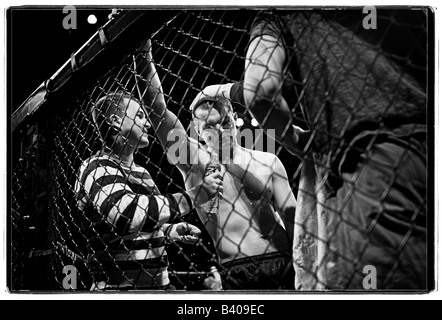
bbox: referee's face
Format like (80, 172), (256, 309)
(120, 98), (151, 149)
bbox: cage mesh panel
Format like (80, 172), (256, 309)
(11, 155), (31, 290)
(11, 9), (427, 291)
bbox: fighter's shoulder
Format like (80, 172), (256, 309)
(249, 149), (279, 165)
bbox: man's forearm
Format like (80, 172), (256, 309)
(136, 56), (167, 128)
(136, 52), (188, 151)
(248, 90), (309, 158)
(229, 81), (245, 105)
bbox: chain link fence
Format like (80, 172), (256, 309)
(10, 8), (431, 292)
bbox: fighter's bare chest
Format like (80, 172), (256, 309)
(219, 163), (274, 202)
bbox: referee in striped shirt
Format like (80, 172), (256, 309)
(75, 90), (223, 290)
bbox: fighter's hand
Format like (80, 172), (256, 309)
(137, 39), (155, 76)
(189, 84), (234, 112)
(139, 39), (153, 59)
(194, 171), (224, 206)
(166, 222), (202, 245)
(203, 267), (223, 291)
(189, 91), (208, 113)
(282, 126), (311, 157)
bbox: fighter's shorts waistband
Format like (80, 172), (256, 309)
(222, 252), (291, 269)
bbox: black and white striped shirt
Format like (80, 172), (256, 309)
(75, 151), (181, 289)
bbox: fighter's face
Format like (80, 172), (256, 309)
(194, 102), (237, 152)
(119, 97), (151, 149)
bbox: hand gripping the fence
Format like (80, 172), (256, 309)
(189, 83), (235, 113)
(188, 171), (224, 208)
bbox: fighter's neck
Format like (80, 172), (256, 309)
(208, 143), (247, 164)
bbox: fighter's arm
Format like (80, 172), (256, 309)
(272, 156), (296, 245)
(189, 83), (235, 109)
(243, 35), (310, 158)
(195, 76), (310, 159)
(135, 40), (199, 172)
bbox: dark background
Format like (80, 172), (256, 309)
(8, 7), (169, 113)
